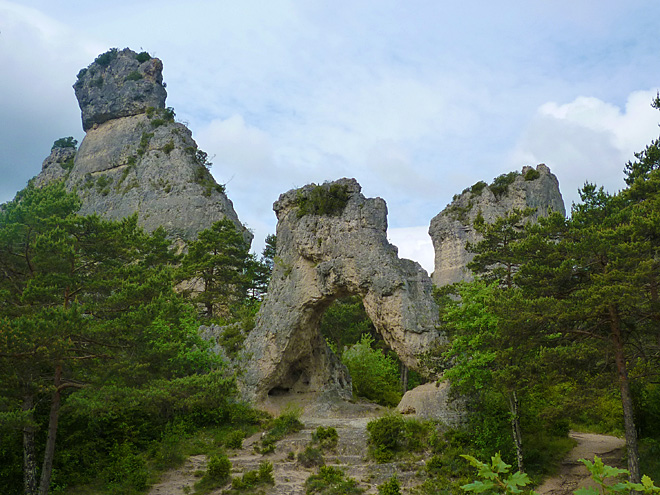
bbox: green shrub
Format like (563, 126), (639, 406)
(296, 183), (350, 218)
(103, 442), (148, 492)
(259, 406), (304, 454)
(229, 461), (274, 491)
(298, 446), (324, 467)
(126, 70), (143, 81)
(524, 168), (540, 181)
(378, 476), (401, 495)
(489, 171), (520, 197)
(367, 415), (435, 462)
(470, 181), (488, 196)
(92, 76), (104, 88)
(225, 430), (245, 449)
(367, 414), (405, 454)
(95, 175), (113, 195)
(76, 68), (87, 80)
(95, 48), (118, 67)
(313, 426), (339, 450)
(305, 466), (364, 494)
(136, 51), (151, 63)
(342, 334), (401, 406)
(207, 454), (231, 481)
(60, 157), (75, 172)
(137, 132), (154, 155)
(52, 136), (78, 150)
(163, 140), (175, 155)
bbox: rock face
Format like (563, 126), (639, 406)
(429, 164), (565, 287)
(240, 178), (442, 403)
(74, 48), (167, 131)
(397, 382), (465, 427)
(34, 48), (250, 244)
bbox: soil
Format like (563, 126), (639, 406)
(147, 393), (627, 495)
(535, 431), (626, 495)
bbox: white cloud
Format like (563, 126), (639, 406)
(195, 115), (273, 178)
(513, 90), (660, 209)
(387, 226), (434, 275)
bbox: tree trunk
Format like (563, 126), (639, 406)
(38, 365), (63, 495)
(22, 393), (38, 495)
(400, 364), (409, 394)
(508, 390), (525, 473)
(609, 305), (641, 483)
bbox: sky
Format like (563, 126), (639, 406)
(2, 0), (660, 273)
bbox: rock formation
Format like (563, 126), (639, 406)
(33, 48), (250, 244)
(240, 178), (442, 403)
(429, 164), (565, 287)
(74, 48), (167, 131)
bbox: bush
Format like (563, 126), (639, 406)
(207, 454), (231, 481)
(126, 70), (143, 81)
(489, 171), (520, 197)
(313, 426), (339, 450)
(298, 446), (324, 467)
(470, 181), (488, 196)
(342, 334), (401, 406)
(52, 136), (77, 150)
(230, 461), (274, 491)
(367, 415), (435, 462)
(524, 168), (540, 181)
(163, 140), (175, 155)
(259, 406), (304, 454)
(378, 476), (401, 495)
(296, 183), (350, 218)
(95, 48), (118, 67)
(225, 429), (245, 449)
(136, 51), (151, 63)
(103, 442), (148, 492)
(305, 466), (364, 494)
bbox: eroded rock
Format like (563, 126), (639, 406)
(33, 49), (251, 244)
(429, 164), (565, 286)
(396, 382), (465, 427)
(240, 179), (442, 403)
(73, 48), (167, 131)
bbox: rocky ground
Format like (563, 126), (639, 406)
(536, 431), (626, 495)
(147, 395), (626, 495)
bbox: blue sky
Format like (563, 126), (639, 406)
(2, 0), (660, 272)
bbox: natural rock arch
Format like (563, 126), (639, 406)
(240, 179), (442, 403)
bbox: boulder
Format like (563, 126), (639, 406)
(396, 381), (465, 427)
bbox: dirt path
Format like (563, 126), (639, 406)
(536, 431), (626, 495)
(148, 393), (627, 495)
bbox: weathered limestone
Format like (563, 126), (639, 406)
(33, 48), (250, 244)
(74, 48), (167, 131)
(429, 164), (565, 287)
(240, 179), (442, 403)
(397, 382), (465, 427)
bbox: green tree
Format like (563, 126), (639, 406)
(0, 182), (227, 494)
(244, 234), (276, 301)
(342, 334), (401, 406)
(514, 180), (659, 482)
(467, 207), (535, 288)
(178, 218), (250, 318)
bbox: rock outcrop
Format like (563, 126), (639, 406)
(34, 48), (250, 244)
(74, 48), (167, 131)
(429, 164), (565, 287)
(240, 179), (442, 403)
